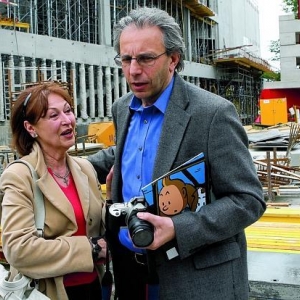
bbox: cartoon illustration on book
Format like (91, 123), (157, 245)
(142, 153), (209, 216)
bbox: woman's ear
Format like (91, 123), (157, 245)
(23, 120), (37, 138)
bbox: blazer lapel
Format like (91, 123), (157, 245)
(38, 175), (77, 225)
(67, 157), (90, 221)
(115, 95), (132, 148)
(153, 74), (191, 179)
(36, 157), (90, 226)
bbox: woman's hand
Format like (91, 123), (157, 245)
(97, 237), (107, 260)
(90, 236), (107, 263)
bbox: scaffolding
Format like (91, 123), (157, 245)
(0, 0), (274, 129)
(213, 47), (273, 124)
(0, 0), (99, 43)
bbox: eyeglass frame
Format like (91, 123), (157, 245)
(114, 51), (167, 67)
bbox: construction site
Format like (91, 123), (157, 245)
(0, 0), (273, 146)
(0, 1), (300, 299)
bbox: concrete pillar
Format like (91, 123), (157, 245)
(0, 55), (4, 121)
(61, 60), (67, 82)
(20, 56), (26, 85)
(31, 58), (37, 83)
(8, 55), (15, 92)
(51, 59), (57, 81)
(79, 63), (88, 120)
(97, 65), (104, 118)
(71, 62), (78, 117)
(105, 66), (112, 118)
(88, 65), (95, 118)
(41, 59), (47, 82)
(121, 73), (127, 96)
(113, 67), (119, 103)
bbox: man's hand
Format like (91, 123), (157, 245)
(137, 212), (175, 250)
(105, 166), (113, 200)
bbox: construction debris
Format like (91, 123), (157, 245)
(247, 123), (300, 201)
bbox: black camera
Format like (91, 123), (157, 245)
(109, 197), (154, 247)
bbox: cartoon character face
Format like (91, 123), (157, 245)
(159, 184), (186, 215)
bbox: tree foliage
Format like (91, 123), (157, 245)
(269, 39), (280, 61)
(261, 71), (281, 81)
(282, 0), (298, 17)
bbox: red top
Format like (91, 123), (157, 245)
(48, 169), (97, 286)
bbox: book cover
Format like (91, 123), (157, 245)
(142, 152), (210, 216)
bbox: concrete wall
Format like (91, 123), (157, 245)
(264, 14), (300, 90)
(280, 15), (300, 82)
(217, 0), (260, 55)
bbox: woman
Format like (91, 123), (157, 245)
(0, 82), (107, 300)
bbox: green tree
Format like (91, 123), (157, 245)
(269, 39), (280, 61)
(262, 40), (281, 81)
(282, 0), (298, 17)
(262, 71), (281, 81)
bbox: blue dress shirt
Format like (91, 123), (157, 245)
(119, 77), (174, 252)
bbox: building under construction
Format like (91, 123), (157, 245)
(0, 0), (273, 145)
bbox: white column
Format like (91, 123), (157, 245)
(51, 59), (57, 81)
(79, 63), (88, 120)
(31, 58), (37, 83)
(105, 66), (112, 118)
(8, 55), (15, 93)
(88, 65), (95, 118)
(121, 73), (127, 96)
(113, 67), (119, 103)
(97, 65), (104, 119)
(41, 59), (47, 81)
(71, 62), (78, 117)
(0, 55), (4, 121)
(61, 60), (67, 82)
(20, 56), (26, 85)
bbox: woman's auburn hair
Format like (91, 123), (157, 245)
(10, 82), (73, 156)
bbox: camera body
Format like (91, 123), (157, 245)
(109, 197), (154, 247)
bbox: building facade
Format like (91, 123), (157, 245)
(0, 0), (272, 145)
(260, 13), (300, 121)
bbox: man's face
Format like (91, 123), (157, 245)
(119, 25), (179, 106)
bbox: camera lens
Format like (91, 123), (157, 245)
(128, 213), (154, 247)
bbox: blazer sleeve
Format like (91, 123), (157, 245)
(172, 99), (265, 259)
(87, 146), (116, 184)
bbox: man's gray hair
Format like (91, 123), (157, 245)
(113, 6), (185, 72)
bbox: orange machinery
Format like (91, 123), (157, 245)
(87, 121), (115, 148)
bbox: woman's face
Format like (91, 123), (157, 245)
(25, 93), (76, 156)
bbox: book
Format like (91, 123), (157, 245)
(142, 152), (210, 216)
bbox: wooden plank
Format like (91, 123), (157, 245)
(246, 217), (300, 253)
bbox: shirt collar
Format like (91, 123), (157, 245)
(129, 76), (175, 113)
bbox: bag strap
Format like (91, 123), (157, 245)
(7, 160), (45, 237)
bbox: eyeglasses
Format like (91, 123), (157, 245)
(114, 51), (167, 67)
(23, 92), (32, 119)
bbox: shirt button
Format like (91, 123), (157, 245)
(137, 175), (140, 179)
(144, 120), (148, 124)
(139, 147), (142, 151)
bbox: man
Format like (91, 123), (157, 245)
(88, 6), (266, 300)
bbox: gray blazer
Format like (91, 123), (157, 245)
(89, 73), (265, 300)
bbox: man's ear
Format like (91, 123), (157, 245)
(168, 52), (180, 73)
